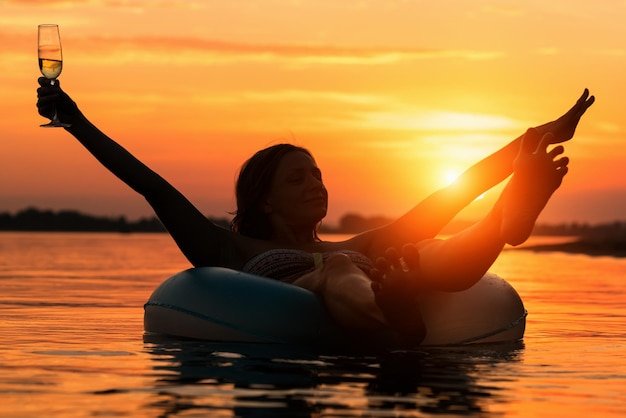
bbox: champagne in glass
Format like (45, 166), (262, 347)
(39, 56), (62, 80)
(38, 24), (70, 128)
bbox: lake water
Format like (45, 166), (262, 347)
(1, 232), (625, 417)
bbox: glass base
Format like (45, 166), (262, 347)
(40, 120), (71, 128)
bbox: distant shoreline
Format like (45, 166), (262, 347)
(512, 239), (626, 258)
(2, 207), (626, 258)
(3, 229), (623, 258)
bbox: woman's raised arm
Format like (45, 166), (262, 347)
(36, 78), (235, 267)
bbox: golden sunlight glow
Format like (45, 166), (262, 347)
(362, 111), (520, 132)
(421, 111), (519, 131)
(442, 169), (485, 200)
(444, 169), (462, 186)
(0, 1), (623, 225)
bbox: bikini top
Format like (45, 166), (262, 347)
(242, 248), (374, 284)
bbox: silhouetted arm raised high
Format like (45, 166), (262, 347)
(37, 77), (237, 267)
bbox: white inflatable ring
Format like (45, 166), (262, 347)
(144, 267), (526, 348)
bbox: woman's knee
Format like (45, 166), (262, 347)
(321, 253), (374, 300)
(321, 253), (362, 276)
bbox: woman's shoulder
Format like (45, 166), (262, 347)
(318, 232), (376, 255)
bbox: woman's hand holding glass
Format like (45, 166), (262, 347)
(38, 24), (71, 127)
(37, 77), (79, 126)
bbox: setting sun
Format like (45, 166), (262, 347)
(0, 1), (623, 226)
(441, 168), (486, 200)
(444, 169), (462, 186)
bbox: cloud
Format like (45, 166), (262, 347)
(1, 23), (503, 66)
(5, 0), (198, 7)
(592, 49), (626, 57)
(66, 35), (488, 63)
(481, 4), (525, 17)
(5, 0), (77, 4)
(359, 110), (522, 132)
(68, 36), (506, 68)
(207, 90), (387, 106)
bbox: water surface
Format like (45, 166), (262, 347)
(1, 232), (625, 417)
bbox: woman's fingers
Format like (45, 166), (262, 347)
(36, 77), (79, 122)
(374, 256), (389, 273)
(384, 247), (402, 270)
(554, 156), (569, 171)
(401, 244), (420, 270)
(547, 145), (565, 159)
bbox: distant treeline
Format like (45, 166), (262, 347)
(0, 207), (227, 233)
(325, 212), (626, 238)
(1, 207), (625, 237)
(0, 208), (390, 234)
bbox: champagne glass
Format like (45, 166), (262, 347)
(38, 24), (71, 128)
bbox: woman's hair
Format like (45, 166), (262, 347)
(231, 143), (320, 240)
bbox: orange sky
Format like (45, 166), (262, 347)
(1, 1), (625, 225)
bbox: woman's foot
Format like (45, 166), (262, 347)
(500, 128), (569, 246)
(370, 244), (426, 347)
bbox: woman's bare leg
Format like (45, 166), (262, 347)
(413, 129), (569, 291)
(370, 245), (426, 346)
(500, 129), (569, 246)
(415, 209), (505, 292)
(292, 253), (424, 345)
(291, 254), (387, 331)
(292, 130), (568, 340)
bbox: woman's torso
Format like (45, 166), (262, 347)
(241, 248), (374, 283)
